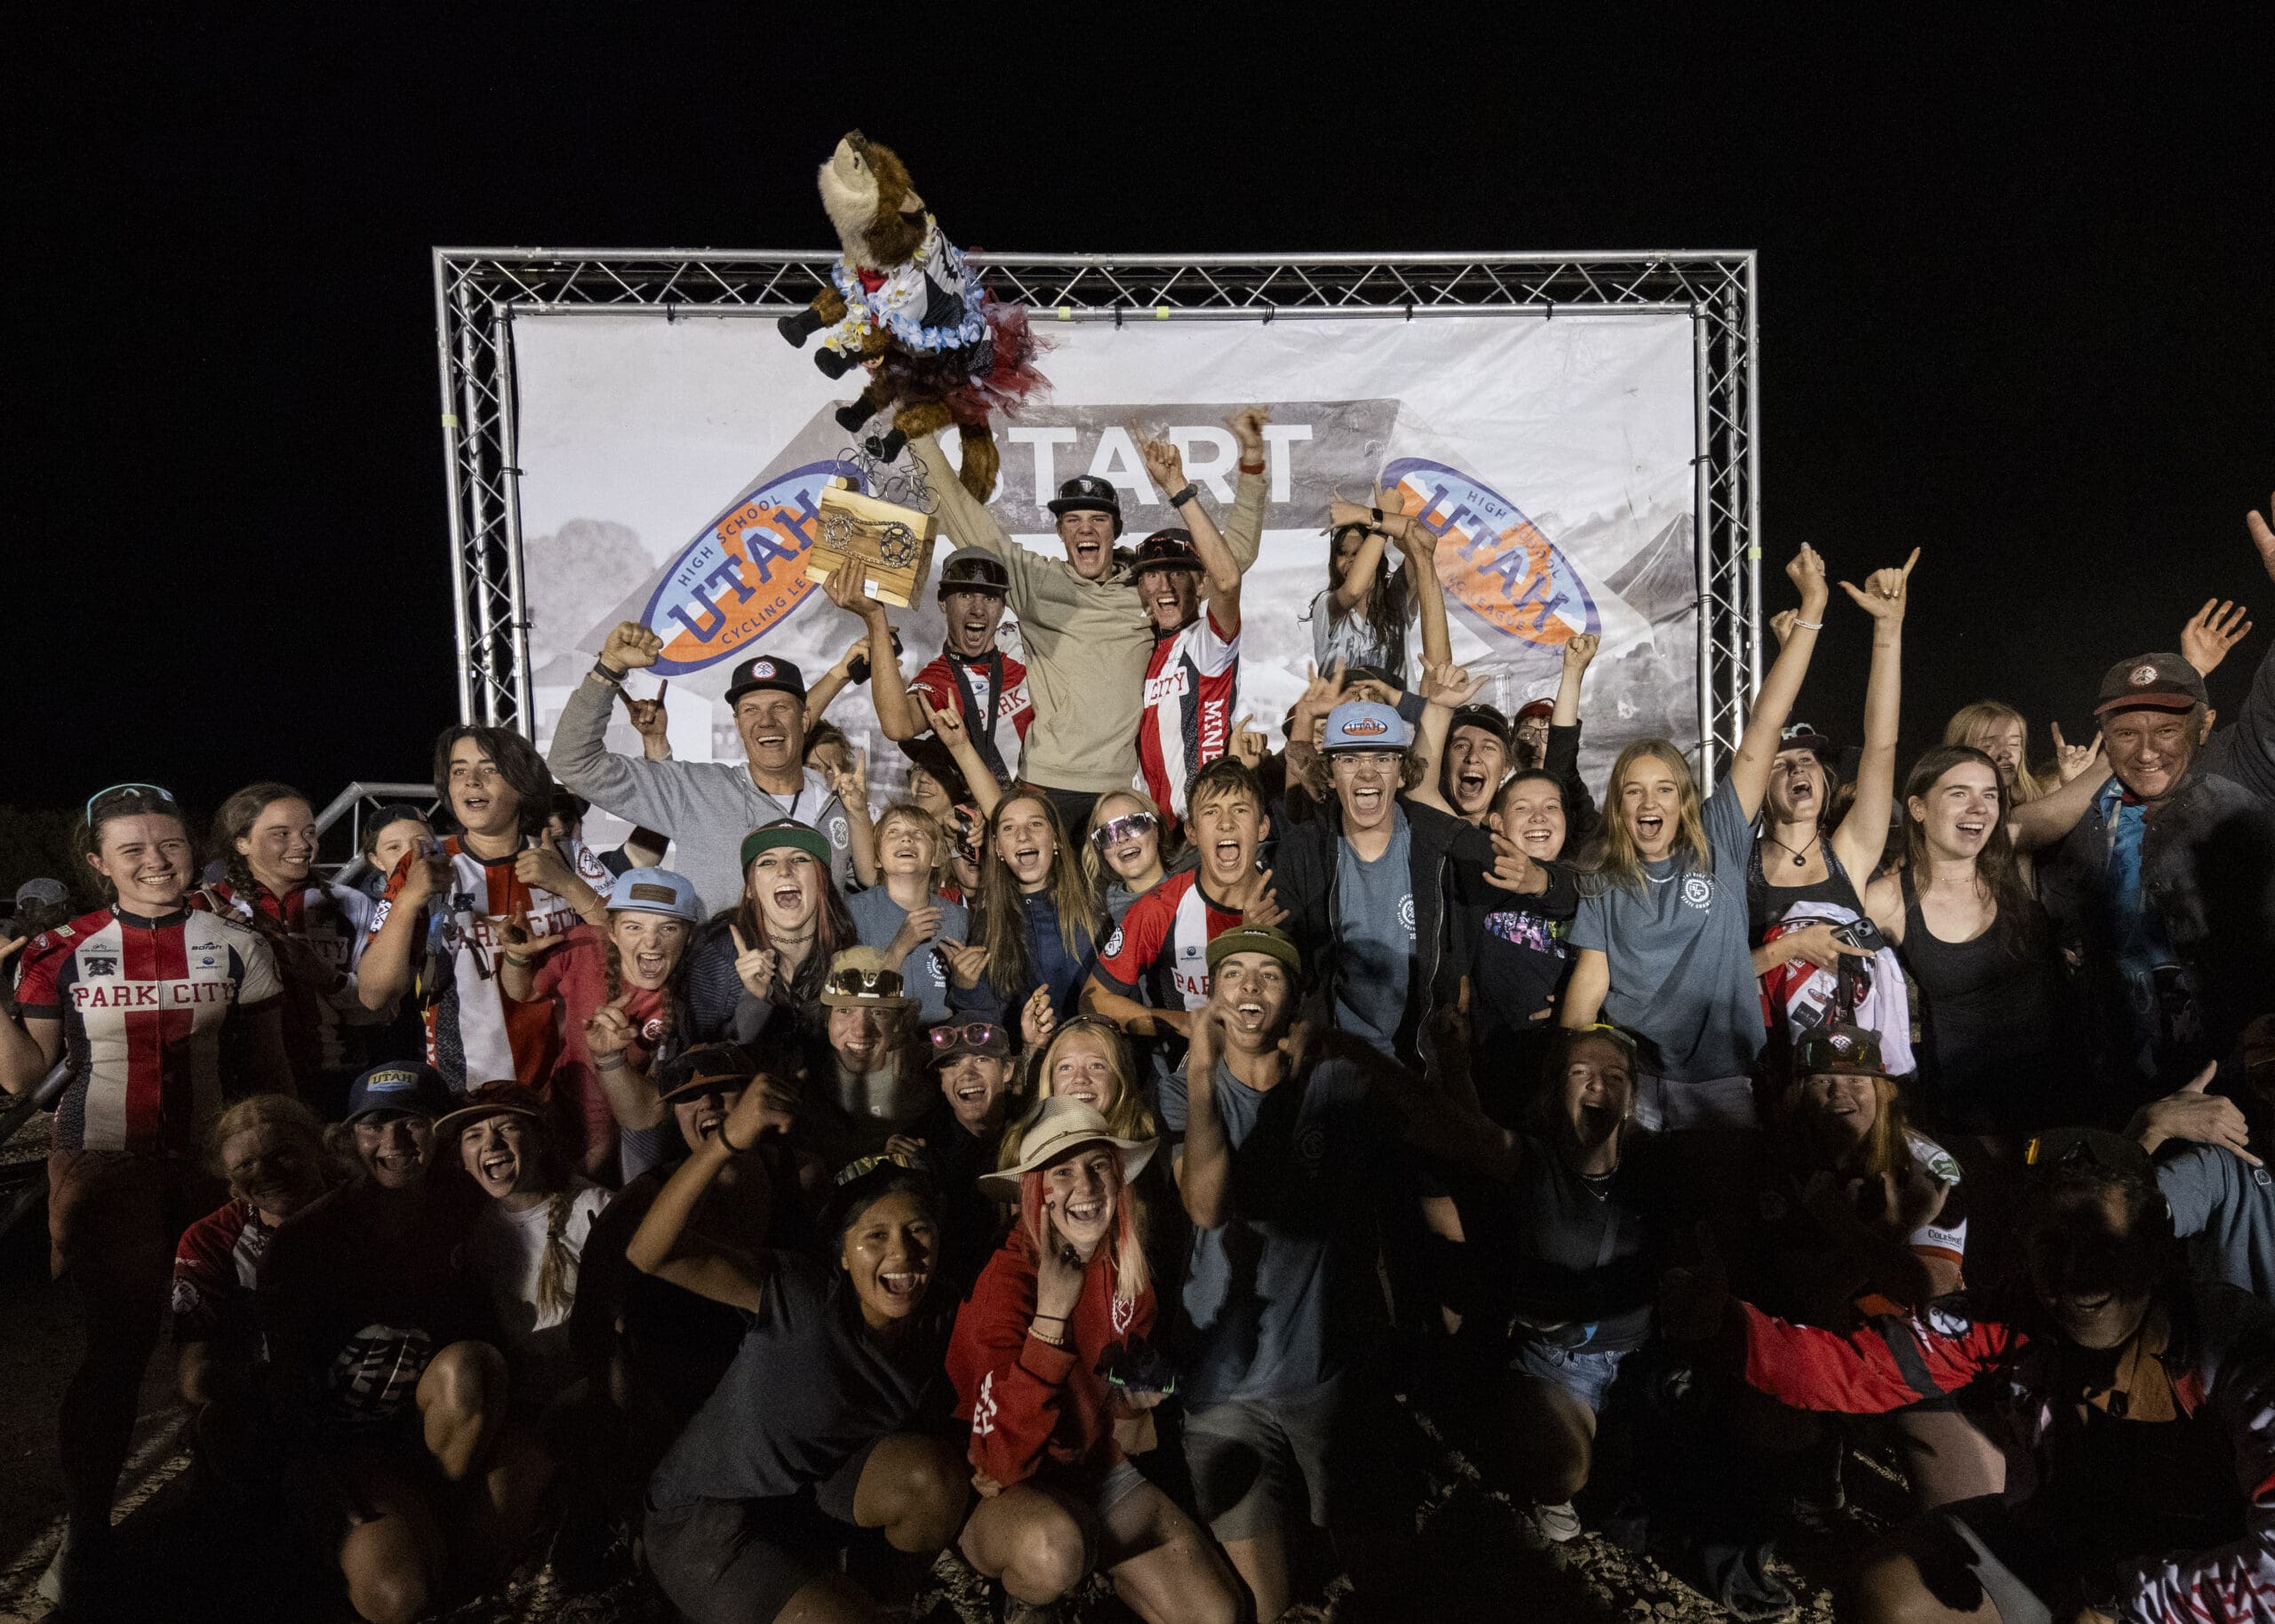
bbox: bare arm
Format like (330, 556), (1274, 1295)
(2008, 731), (2111, 851)
(1081, 975), (1189, 1041)
(819, 561), (922, 741)
(1829, 551), (1918, 879)
(0, 1009), (60, 1095)
(1552, 633), (1598, 728)
(1171, 1011), (1232, 1229)
(626, 1080), (791, 1310)
(915, 693), (1003, 817)
(1331, 530), (1389, 615)
(1398, 521), (1454, 672)
(1728, 545), (1832, 821)
(1407, 662), (1487, 818)
(1559, 947), (1610, 1029)
(831, 752), (880, 888)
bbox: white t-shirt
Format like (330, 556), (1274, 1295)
(460, 1180), (610, 1398)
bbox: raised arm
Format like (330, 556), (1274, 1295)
(547, 622), (709, 835)
(1396, 509), (1454, 671)
(1407, 662), (1487, 817)
(1218, 409), (1272, 570)
(625, 1079), (791, 1310)
(826, 749), (880, 888)
(1170, 1009), (1232, 1229)
(1145, 438), (1243, 633)
(1559, 947), (1609, 1030)
(916, 693), (1003, 819)
(1728, 545), (1831, 821)
(1829, 550), (1918, 879)
(1545, 633), (1604, 846)
(2007, 724), (2111, 852)
(356, 846), (451, 1010)
(819, 559), (923, 741)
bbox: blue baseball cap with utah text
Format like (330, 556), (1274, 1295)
(343, 1063), (454, 1125)
(1321, 700), (1414, 752)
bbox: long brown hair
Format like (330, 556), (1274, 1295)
(76, 787), (193, 904)
(1900, 744), (2041, 957)
(1776, 1071), (1914, 1185)
(724, 852), (858, 1002)
(978, 794), (1100, 999)
(210, 782), (310, 899)
(1592, 739), (1714, 893)
(1323, 523), (1418, 657)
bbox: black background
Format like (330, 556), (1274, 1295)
(10, 14), (2271, 832)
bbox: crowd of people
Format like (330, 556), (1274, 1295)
(3, 419), (2271, 1624)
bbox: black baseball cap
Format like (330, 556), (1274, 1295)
(1047, 474), (1123, 532)
(724, 654), (807, 706)
(655, 1042), (759, 1105)
(1792, 1023), (1888, 1079)
(2094, 652), (2208, 717)
(343, 1063), (453, 1125)
(1130, 529), (1202, 575)
(937, 546), (1010, 598)
(1448, 705), (1513, 748)
(1780, 720), (1838, 760)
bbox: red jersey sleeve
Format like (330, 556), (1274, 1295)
(370, 849), (419, 939)
(1094, 884), (1174, 997)
(911, 663), (956, 719)
(949, 1244), (1078, 1487)
(13, 929), (71, 1019)
(1737, 1299), (2020, 1414)
(171, 1204), (246, 1345)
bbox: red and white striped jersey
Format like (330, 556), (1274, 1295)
(1138, 610), (1239, 825)
(369, 836), (608, 1092)
(15, 906), (283, 1154)
(1093, 869), (1244, 1013)
(172, 1196), (279, 1353)
(197, 877), (381, 1080)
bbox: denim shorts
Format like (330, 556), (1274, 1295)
(1512, 1338), (1629, 1415)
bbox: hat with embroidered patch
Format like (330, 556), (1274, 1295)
(1046, 474), (1123, 529)
(1451, 705), (1515, 748)
(343, 1063), (453, 1126)
(2093, 652), (2207, 717)
(1792, 1022), (1888, 1079)
(724, 654), (807, 706)
(1321, 700), (1413, 753)
(1131, 529), (1203, 575)
(603, 867), (703, 923)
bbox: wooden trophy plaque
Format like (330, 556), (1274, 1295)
(805, 478), (939, 607)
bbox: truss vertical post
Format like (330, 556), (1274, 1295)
(1743, 255), (1763, 697)
(491, 301), (534, 732)
(1691, 306), (1717, 782)
(432, 253), (475, 724)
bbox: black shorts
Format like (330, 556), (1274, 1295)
(644, 1437), (881, 1624)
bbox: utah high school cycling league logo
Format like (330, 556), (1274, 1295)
(1380, 458), (1599, 649)
(640, 459), (865, 676)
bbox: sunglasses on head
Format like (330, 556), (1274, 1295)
(928, 1022), (1007, 1055)
(85, 782), (180, 823)
(833, 1150), (925, 1187)
(826, 966), (905, 999)
(1090, 811), (1159, 850)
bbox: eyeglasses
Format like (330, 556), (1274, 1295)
(826, 966), (906, 999)
(84, 783), (179, 823)
(1090, 811), (1159, 850)
(928, 1022), (1007, 1055)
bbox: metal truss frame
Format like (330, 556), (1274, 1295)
(433, 250), (1760, 770)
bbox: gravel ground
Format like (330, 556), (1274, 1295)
(0, 1103), (1884, 1622)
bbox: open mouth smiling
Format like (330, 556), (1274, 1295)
(877, 1269), (929, 1301)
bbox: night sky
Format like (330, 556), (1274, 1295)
(11, 17), (2271, 848)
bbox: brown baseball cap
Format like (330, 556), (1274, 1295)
(2094, 652), (2207, 716)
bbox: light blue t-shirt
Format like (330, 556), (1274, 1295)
(1569, 776), (1762, 1084)
(846, 887), (970, 1026)
(1334, 809), (1414, 1055)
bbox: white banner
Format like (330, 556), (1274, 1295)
(513, 310), (1697, 839)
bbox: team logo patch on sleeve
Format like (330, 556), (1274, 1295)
(1103, 926), (1124, 958)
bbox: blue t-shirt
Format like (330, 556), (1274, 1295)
(1159, 1057), (1383, 1405)
(1333, 809), (1415, 1055)
(847, 887), (970, 1027)
(2159, 1143), (2275, 1302)
(1569, 776), (1763, 1083)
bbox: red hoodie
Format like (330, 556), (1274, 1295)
(948, 1234), (1155, 1486)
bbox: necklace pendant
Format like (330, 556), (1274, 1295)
(1793, 853), (1807, 868)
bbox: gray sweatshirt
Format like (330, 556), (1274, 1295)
(548, 671), (850, 916)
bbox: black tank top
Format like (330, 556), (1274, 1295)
(1747, 834), (1869, 945)
(1897, 867), (2066, 1134)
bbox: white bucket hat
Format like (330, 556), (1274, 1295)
(978, 1096), (1154, 1198)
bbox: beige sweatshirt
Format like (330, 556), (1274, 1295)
(911, 435), (1265, 793)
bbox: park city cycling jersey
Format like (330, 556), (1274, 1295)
(14, 905), (282, 1154)
(197, 877), (379, 1078)
(1094, 868), (1244, 1013)
(370, 834), (609, 1090)
(1138, 609), (1239, 826)
(912, 650), (1033, 778)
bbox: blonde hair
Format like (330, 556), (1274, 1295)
(875, 800), (951, 891)
(1079, 789), (1174, 899)
(1593, 739), (1713, 892)
(1777, 1072), (1914, 1187)
(997, 1019), (1160, 1169)
(1015, 1157), (1151, 1311)
(204, 1092), (347, 1186)
(1943, 701), (2051, 805)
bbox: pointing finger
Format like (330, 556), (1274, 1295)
(1899, 546), (1920, 579)
(729, 923), (748, 954)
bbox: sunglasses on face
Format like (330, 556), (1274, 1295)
(826, 966), (906, 999)
(928, 1022), (1007, 1055)
(85, 782), (180, 822)
(1090, 811), (1159, 850)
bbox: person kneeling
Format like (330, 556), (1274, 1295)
(635, 1079), (971, 1624)
(950, 1099), (1241, 1623)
